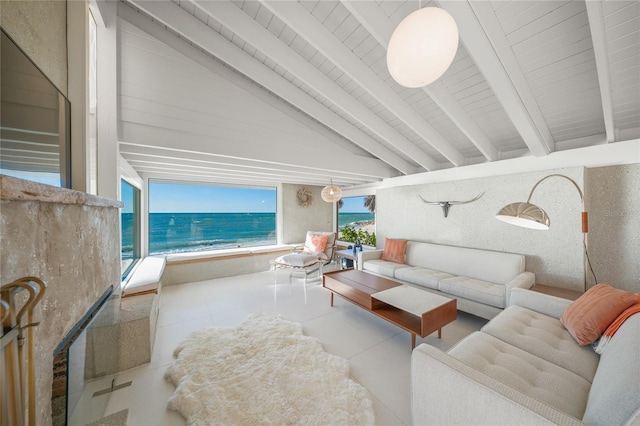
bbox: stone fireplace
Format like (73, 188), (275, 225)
(0, 176), (122, 425)
(50, 286), (114, 425)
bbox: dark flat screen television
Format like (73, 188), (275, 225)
(1, 28), (71, 188)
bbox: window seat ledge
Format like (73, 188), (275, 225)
(165, 244), (295, 265)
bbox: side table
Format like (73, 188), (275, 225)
(335, 249), (360, 269)
(530, 284), (583, 301)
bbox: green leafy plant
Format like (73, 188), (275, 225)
(339, 224), (376, 247)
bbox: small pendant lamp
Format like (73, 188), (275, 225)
(321, 180), (342, 203)
(386, 7), (459, 88)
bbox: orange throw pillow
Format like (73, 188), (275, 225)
(307, 234), (328, 253)
(380, 238), (407, 264)
(560, 283), (638, 345)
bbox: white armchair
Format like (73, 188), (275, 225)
(273, 231), (337, 284)
(292, 231), (337, 264)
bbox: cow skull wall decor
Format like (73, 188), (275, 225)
(418, 192), (485, 218)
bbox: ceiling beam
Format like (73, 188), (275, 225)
(585, 0), (615, 143)
(119, 119), (393, 183)
(119, 145), (377, 184)
(343, 0), (499, 162)
(261, 0), (465, 167)
(440, 1), (554, 157)
(189, 0), (440, 171)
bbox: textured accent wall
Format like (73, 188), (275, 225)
(376, 167), (587, 291)
(585, 164), (640, 292)
(0, 0), (68, 94)
(0, 176), (121, 425)
(281, 184), (333, 244)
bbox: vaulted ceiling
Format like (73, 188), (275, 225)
(116, 0), (640, 189)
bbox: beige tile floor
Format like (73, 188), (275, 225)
(72, 269), (487, 426)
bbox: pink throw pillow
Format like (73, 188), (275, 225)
(560, 283), (638, 345)
(306, 234), (328, 253)
(380, 238), (407, 264)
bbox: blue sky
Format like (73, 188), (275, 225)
(339, 196), (371, 213)
(148, 182), (277, 213)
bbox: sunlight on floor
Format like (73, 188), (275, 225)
(74, 270), (487, 426)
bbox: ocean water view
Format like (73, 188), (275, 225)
(123, 212), (375, 255)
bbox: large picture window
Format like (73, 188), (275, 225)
(148, 182), (277, 255)
(338, 195), (376, 246)
(121, 179), (140, 276)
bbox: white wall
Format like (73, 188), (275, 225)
(376, 162), (640, 293)
(376, 167), (588, 291)
(281, 183), (334, 244)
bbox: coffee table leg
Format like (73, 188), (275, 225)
(411, 334), (416, 350)
(438, 328), (442, 339)
(330, 292), (334, 306)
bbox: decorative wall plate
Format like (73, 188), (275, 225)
(296, 187), (313, 207)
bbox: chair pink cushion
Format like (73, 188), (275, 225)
(305, 233), (328, 253)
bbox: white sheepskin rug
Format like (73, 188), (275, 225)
(165, 315), (375, 425)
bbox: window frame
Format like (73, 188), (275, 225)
(121, 178), (141, 278)
(337, 195), (376, 245)
(147, 180), (278, 256)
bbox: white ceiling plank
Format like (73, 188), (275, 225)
(120, 123), (392, 185)
(120, 1), (413, 176)
(126, 163), (365, 186)
(586, 0), (616, 143)
(119, 119), (391, 182)
(119, 143), (381, 183)
(188, 0), (440, 171)
(441, 0), (554, 157)
(262, 0), (467, 167)
(122, 157), (371, 186)
(343, 0), (499, 162)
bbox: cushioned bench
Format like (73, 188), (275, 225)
(122, 256), (166, 296)
(85, 257), (166, 377)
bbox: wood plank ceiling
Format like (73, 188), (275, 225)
(116, 0), (640, 188)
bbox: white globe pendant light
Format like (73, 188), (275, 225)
(387, 7), (459, 88)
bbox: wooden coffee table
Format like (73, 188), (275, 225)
(322, 269), (457, 349)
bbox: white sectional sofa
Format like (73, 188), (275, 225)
(359, 241), (534, 319)
(412, 288), (640, 425)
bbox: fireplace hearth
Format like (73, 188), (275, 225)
(51, 287), (113, 425)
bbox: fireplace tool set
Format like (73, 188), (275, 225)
(1, 277), (47, 426)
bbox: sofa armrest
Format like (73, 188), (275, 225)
(509, 288), (573, 319)
(411, 344), (584, 426)
(357, 249), (383, 270)
(504, 271), (535, 305)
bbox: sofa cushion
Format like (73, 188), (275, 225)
(482, 306), (599, 382)
(404, 241), (525, 285)
(560, 282), (638, 345)
(448, 332), (591, 420)
(439, 276), (506, 308)
(363, 259), (410, 277)
(380, 238), (407, 264)
(583, 313), (640, 426)
(394, 267), (454, 290)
